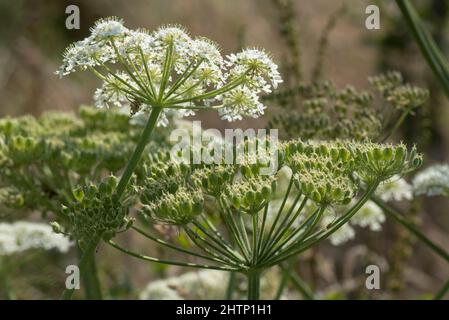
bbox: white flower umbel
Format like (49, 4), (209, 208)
(57, 18), (282, 124)
(139, 270), (226, 300)
(351, 200), (385, 231)
(322, 215), (356, 246)
(413, 164), (449, 197)
(323, 201), (385, 246)
(0, 221), (73, 255)
(376, 175), (413, 202)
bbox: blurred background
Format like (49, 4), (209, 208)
(0, 0), (448, 299)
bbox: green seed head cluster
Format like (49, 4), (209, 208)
(368, 71), (403, 93)
(0, 187), (24, 209)
(369, 72), (429, 111)
(267, 72), (428, 141)
(192, 165), (236, 197)
(135, 138), (422, 225)
(285, 141), (355, 205)
(224, 175), (277, 214)
(0, 106), (171, 218)
(387, 84), (429, 110)
(142, 186), (204, 225)
(139, 161), (204, 225)
(63, 175), (134, 248)
(351, 142), (423, 184)
(140, 161), (190, 201)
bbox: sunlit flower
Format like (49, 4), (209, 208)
(57, 18), (283, 124)
(351, 200), (385, 231)
(413, 164), (449, 196)
(376, 175), (413, 202)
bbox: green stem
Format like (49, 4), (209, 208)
(395, 0), (449, 98)
(372, 196), (449, 264)
(76, 244), (102, 300)
(281, 264), (315, 300)
(259, 176), (294, 257)
(0, 258), (15, 300)
(107, 240), (238, 271)
(115, 107), (162, 197)
(247, 270), (261, 300)
(61, 239), (99, 300)
(275, 261), (293, 300)
(226, 272), (237, 300)
(62, 106), (161, 300)
(381, 109), (410, 143)
(131, 225), (231, 265)
(265, 183), (378, 268)
(434, 278), (449, 300)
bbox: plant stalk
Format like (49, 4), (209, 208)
(115, 107), (162, 197)
(61, 239), (99, 300)
(62, 107), (162, 300)
(76, 244), (102, 300)
(247, 270), (261, 300)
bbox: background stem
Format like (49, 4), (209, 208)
(225, 272), (237, 300)
(373, 196), (449, 264)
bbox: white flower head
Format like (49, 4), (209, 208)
(57, 18), (282, 124)
(0, 221), (73, 255)
(322, 214), (356, 246)
(219, 87), (265, 121)
(140, 270), (226, 300)
(351, 200), (385, 231)
(226, 48), (283, 91)
(153, 24), (191, 47)
(413, 164), (449, 196)
(376, 174), (413, 202)
(90, 17), (128, 40)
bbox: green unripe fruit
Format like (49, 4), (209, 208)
(261, 185), (271, 200)
(311, 190), (321, 203)
(181, 201), (192, 215)
(383, 147), (393, 161)
(192, 202), (203, 215)
(373, 148), (382, 161)
(73, 188), (85, 202)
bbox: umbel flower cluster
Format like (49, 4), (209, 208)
(57, 17), (282, 123)
(59, 137), (421, 300)
(139, 268), (281, 300)
(267, 71), (428, 140)
(0, 106), (169, 220)
(413, 164), (449, 197)
(0, 221), (72, 255)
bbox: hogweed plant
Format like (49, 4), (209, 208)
(1, 16), (427, 300)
